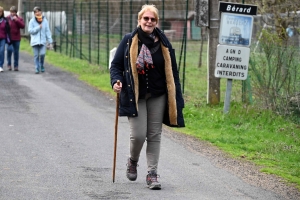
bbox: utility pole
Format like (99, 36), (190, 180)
(18, 0), (23, 17)
(18, 0), (24, 35)
(207, 0), (220, 104)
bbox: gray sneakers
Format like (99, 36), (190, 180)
(126, 158), (138, 181)
(146, 171), (161, 190)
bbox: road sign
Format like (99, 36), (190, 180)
(215, 45), (250, 80)
(219, 1), (257, 15)
(219, 13), (253, 47)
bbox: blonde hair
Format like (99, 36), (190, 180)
(137, 4), (159, 27)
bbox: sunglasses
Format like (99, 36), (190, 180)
(143, 17), (156, 22)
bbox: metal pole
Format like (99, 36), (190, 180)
(182, 0), (189, 94)
(80, 2), (82, 59)
(106, 0), (109, 68)
(120, 0), (123, 41)
(97, 1), (100, 65)
(162, 0), (165, 32)
(18, 0), (22, 16)
(18, 0), (24, 35)
(224, 79), (232, 113)
(89, 1), (91, 63)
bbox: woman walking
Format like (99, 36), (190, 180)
(28, 6), (53, 74)
(110, 4), (185, 190)
(6, 6), (25, 71)
(0, 7), (10, 72)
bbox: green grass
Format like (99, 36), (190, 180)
(20, 39), (300, 190)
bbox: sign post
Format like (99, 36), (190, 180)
(215, 1), (257, 113)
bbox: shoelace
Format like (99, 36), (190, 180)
(149, 174), (160, 182)
(127, 163), (138, 173)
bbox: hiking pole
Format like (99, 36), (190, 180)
(112, 80), (120, 183)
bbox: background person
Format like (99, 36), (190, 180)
(110, 4), (185, 190)
(6, 6), (25, 71)
(0, 6), (10, 72)
(28, 6), (53, 74)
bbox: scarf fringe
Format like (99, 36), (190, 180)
(137, 62), (155, 74)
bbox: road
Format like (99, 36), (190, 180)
(0, 52), (298, 200)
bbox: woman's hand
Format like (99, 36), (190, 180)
(113, 81), (122, 93)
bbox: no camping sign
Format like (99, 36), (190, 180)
(215, 45), (250, 80)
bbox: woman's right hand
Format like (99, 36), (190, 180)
(113, 81), (122, 93)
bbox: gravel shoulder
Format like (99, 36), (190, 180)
(163, 126), (300, 200)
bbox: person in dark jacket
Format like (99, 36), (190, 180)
(0, 6), (10, 72)
(6, 6), (25, 71)
(110, 4), (185, 190)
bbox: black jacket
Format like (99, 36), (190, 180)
(110, 27), (185, 127)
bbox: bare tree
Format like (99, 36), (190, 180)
(248, 0), (300, 118)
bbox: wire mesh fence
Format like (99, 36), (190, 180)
(22, 0), (210, 100)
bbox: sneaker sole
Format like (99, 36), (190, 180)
(126, 174), (137, 181)
(148, 184), (161, 190)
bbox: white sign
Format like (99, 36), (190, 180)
(215, 45), (250, 80)
(219, 13), (253, 47)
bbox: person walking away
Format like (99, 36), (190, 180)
(28, 6), (53, 74)
(6, 6), (25, 71)
(110, 4), (185, 190)
(0, 7), (11, 72)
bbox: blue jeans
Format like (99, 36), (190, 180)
(32, 45), (46, 70)
(7, 41), (20, 68)
(0, 39), (6, 68)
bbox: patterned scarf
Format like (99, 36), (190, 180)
(136, 44), (154, 74)
(136, 27), (156, 74)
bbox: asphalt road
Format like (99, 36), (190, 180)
(0, 52), (296, 200)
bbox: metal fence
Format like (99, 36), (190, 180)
(22, 0), (206, 96)
(22, 1), (198, 68)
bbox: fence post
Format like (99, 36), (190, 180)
(106, 0), (110, 69)
(120, 0), (123, 41)
(80, 2), (82, 59)
(66, 1), (69, 56)
(182, 0), (189, 94)
(88, 1), (91, 63)
(97, 1), (100, 65)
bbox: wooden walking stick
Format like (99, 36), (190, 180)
(112, 80), (120, 183)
